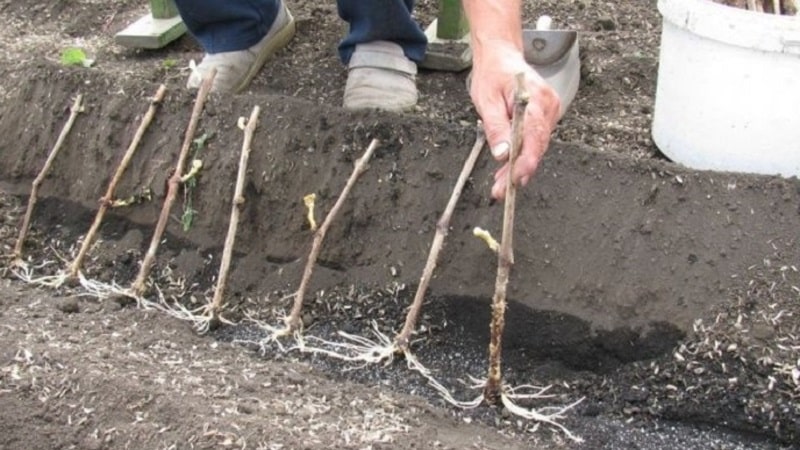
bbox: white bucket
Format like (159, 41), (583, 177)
(652, 0), (800, 177)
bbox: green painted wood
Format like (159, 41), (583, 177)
(150, 0), (179, 19)
(436, 0), (468, 40)
(115, 14), (187, 49)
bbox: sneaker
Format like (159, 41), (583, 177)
(187, 2), (295, 93)
(343, 41), (418, 112)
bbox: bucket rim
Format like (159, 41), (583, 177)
(658, 0), (800, 54)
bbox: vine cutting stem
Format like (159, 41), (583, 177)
(484, 73), (529, 404)
(131, 69), (216, 296)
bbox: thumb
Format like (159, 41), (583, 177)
(480, 102), (513, 162)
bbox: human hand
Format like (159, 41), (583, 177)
(468, 41), (561, 200)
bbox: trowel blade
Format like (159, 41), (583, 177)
(522, 29), (578, 66)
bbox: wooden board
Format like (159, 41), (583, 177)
(114, 0), (186, 49)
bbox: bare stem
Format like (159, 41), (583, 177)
(285, 138), (380, 331)
(13, 93), (84, 263)
(484, 73), (529, 404)
(131, 69), (216, 296)
(67, 85), (167, 280)
(208, 105), (261, 323)
(394, 125), (486, 351)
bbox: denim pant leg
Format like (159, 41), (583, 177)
(174, 0), (280, 53)
(337, 0), (428, 64)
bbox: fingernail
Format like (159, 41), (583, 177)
(491, 142), (509, 159)
(520, 175), (530, 186)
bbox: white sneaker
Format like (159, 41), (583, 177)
(343, 41), (418, 112)
(187, 2), (295, 93)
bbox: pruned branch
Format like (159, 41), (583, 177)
(394, 124), (486, 351)
(285, 138), (380, 332)
(67, 85), (167, 280)
(208, 105), (261, 325)
(131, 69), (216, 296)
(13, 93), (84, 264)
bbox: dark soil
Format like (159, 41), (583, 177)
(1, 0), (799, 448)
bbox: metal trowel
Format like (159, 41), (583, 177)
(523, 16), (581, 118)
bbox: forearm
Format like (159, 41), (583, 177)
(462, 0), (523, 60)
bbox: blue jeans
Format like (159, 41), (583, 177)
(173, 0), (427, 63)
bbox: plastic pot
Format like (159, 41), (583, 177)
(652, 0), (800, 177)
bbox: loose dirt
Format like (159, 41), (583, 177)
(1, 0), (798, 449)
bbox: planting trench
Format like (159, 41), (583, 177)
(1, 63), (799, 447)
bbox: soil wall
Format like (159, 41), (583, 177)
(2, 65), (799, 337)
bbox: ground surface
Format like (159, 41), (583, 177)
(0, 0), (799, 449)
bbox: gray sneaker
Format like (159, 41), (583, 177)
(343, 41), (418, 112)
(187, 2), (295, 93)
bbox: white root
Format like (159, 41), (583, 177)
(298, 321), (398, 367)
(501, 394), (585, 443)
(150, 300), (233, 334)
(294, 321), (582, 440)
(78, 275), (137, 301)
(12, 260), (157, 314)
(9, 260), (66, 287)
(79, 273), (235, 333)
(238, 313), (300, 354)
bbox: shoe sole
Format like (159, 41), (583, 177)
(232, 9), (297, 94)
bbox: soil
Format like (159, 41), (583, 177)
(1, 0), (799, 449)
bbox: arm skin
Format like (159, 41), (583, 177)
(462, 0), (561, 199)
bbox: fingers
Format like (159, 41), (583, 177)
(491, 172), (508, 200)
(479, 97), (514, 162)
(490, 84), (559, 200)
(469, 71), (515, 162)
(468, 49), (560, 200)
(491, 157), (537, 200)
(511, 83), (558, 187)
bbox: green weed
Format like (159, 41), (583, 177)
(60, 47), (94, 67)
(181, 131), (215, 232)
